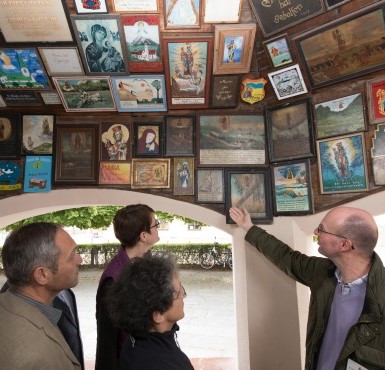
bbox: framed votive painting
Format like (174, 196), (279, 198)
(196, 168), (224, 203)
(164, 115), (195, 157)
(225, 168), (273, 224)
(213, 24), (256, 75)
(134, 122), (162, 157)
(271, 159), (313, 216)
(173, 158), (194, 196)
(198, 114), (266, 166)
(131, 158), (170, 189)
(162, 36), (213, 110)
(266, 98), (315, 162)
(111, 75), (167, 112)
(314, 93), (366, 139)
(22, 115), (54, 155)
(71, 15), (128, 75)
(316, 133), (369, 194)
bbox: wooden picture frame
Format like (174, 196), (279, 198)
(52, 76), (116, 112)
(0, 49), (50, 90)
(173, 157), (194, 195)
(294, 2), (385, 89)
(131, 158), (170, 189)
(164, 115), (195, 157)
(266, 98), (315, 163)
(99, 161), (131, 185)
(0, 91), (43, 106)
(248, 0), (324, 37)
(325, 0), (352, 11)
(198, 114), (266, 166)
(316, 133), (369, 194)
(38, 47), (85, 76)
(71, 15), (128, 75)
(225, 168), (273, 224)
(164, 0), (200, 29)
(100, 122), (130, 161)
(133, 122), (162, 157)
(0, 0), (73, 43)
(213, 24), (256, 75)
(74, 0), (109, 14)
(162, 36), (213, 110)
(22, 115), (54, 155)
(263, 34), (294, 69)
(54, 124), (99, 185)
(267, 64), (307, 101)
(110, 75), (167, 112)
(111, 0), (158, 13)
(196, 168), (224, 203)
(204, 0), (241, 23)
(366, 76), (385, 125)
(371, 123), (385, 185)
(121, 14), (163, 73)
(314, 92), (367, 139)
(271, 159), (313, 216)
(0, 114), (21, 159)
(210, 75), (240, 108)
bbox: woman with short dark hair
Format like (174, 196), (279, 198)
(108, 254), (193, 370)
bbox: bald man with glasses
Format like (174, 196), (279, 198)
(229, 206), (385, 370)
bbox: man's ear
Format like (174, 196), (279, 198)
(341, 238), (353, 252)
(152, 311), (164, 325)
(32, 267), (50, 286)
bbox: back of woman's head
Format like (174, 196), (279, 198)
(113, 204), (154, 248)
(108, 253), (176, 334)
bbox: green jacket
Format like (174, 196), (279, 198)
(245, 225), (385, 370)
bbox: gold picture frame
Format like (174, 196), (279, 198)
(213, 24), (256, 75)
(131, 158), (170, 189)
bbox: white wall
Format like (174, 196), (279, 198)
(0, 189), (384, 370)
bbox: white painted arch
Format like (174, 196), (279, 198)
(1, 189), (384, 369)
(0, 189), (250, 370)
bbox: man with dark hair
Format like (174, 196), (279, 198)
(95, 204), (160, 370)
(108, 254), (193, 370)
(0, 222), (83, 369)
(229, 206), (385, 370)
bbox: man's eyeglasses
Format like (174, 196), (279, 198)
(173, 283), (187, 300)
(149, 220), (160, 229)
(316, 225), (348, 240)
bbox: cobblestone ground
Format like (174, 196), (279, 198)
(1, 267), (236, 368)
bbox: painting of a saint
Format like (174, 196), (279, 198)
(165, 0), (200, 27)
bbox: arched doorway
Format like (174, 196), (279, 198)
(0, 188), (250, 369)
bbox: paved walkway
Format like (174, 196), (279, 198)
(0, 268), (236, 369)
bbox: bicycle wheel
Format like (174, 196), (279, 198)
(227, 255), (233, 269)
(199, 252), (215, 269)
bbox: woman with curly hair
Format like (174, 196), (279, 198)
(108, 254), (193, 370)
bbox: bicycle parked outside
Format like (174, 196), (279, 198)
(199, 242), (233, 270)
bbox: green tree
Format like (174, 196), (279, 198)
(3, 206), (205, 231)
(151, 79), (161, 101)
